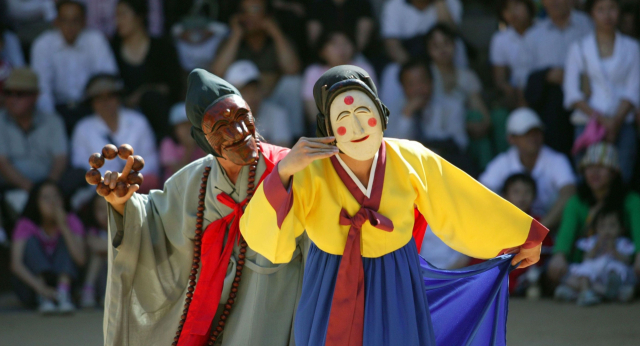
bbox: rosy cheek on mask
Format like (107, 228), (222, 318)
(337, 126), (347, 136)
(368, 118), (377, 127)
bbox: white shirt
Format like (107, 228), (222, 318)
(1, 31), (26, 67)
(381, 0), (463, 39)
(255, 101), (293, 147)
(489, 26), (529, 88)
(521, 11), (592, 73)
(71, 108), (159, 176)
(479, 146), (576, 217)
(563, 32), (640, 125)
(174, 22), (229, 71)
(31, 29), (118, 112)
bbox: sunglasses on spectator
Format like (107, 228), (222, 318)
(3, 90), (37, 97)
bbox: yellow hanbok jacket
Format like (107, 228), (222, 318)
(240, 138), (547, 262)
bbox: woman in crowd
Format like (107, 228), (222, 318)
(548, 143), (640, 286)
(490, 0), (536, 109)
(301, 30), (376, 133)
(10, 181), (85, 314)
(111, 0), (182, 140)
(563, 0), (640, 183)
(79, 195), (109, 308)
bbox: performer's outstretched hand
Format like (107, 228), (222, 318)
(103, 156), (140, 215)
(277, 137), (339, 187)
(511, 243), (542, 269)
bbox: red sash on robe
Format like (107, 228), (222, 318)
(178, 144), (290, 346)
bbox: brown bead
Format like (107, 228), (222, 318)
(216, 326), (223, 332)
(89, 153), (105, 169)
(181, 314), (187, 320)
(102, 144), (118, 160)
(187, 287), (194, 292)
(193, 258), (200, 264)
(236, 265), (243, 271)
(239, 247), (246, 254)
(231, 288), (237, 293)
(198, 200), (205, 206)
(85, 169), (102, 185)
(223, 310), (230, 316)
(96, 183), (111, 197)
(232, 282), (239, 288)
(220, 315), (227, 321)
(118, 144), (134, 160)
(247, 184), (255, 189)
(192, 264), (199, 269)
(233, 277), (241, 283)
(205, 166), (211, 171)
(190, 269), (197, 275)
(229, 292), (236, 299)
(127, 171), (143, 185)
(194, 241), (201, 246)
(197, 206), (204, 212)
(218, 320), (225, 327)
(238, 253), (245, 259)
(183, 308), (189, 314)
(199, 188), (205, 194)
(196, 223), (202, 228)
(203, 171), (210, 177)
(237, 260), (245, 266)
(185, 297), (192, 303)
(249, 171), (256, 177)
(225, 304), (232, 310)
(114, 182), (128, 197)
(201, 177), (208, 182)
(195, 230), (203, 235)
(227, 298), (234, 305)
(248, 177), (255, 183)
(200, 183), (207, 189)
(131, 155), (145, 171)
(189, 275), (196, 280)
(179, 320), (185, 326)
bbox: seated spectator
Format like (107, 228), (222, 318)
(381, 0), (464, 64)
(490, 0), (535, 109)
(211, 0), (304, 136)
(111, 0), (182, 141)
(386, 60), (478, 174)
(554, 206), (636, 305)
(10, 181), (85, 313)
(0, 69), (69, 213)
(79, 195), (109, 308)
(480, 108), (577, 229)
(302, 31), (377, 129)
(172, 17), (229, 72)
(225, 60), (293, 147)
(79, 0), (164, 38)
(1, 24), (25, 68)
(70, 74), (160, 193)
(307, 0), (375, 53)
(31, 0), (118, 135)
(6, 0), (57, 48)
(0, 31), (13, 100)
(563, 0), (639, 183)
(159, 102), (205, 182)
(521, 0), (592, 155)
(548, 143), (640, 285)
(427, 24), (492, 147)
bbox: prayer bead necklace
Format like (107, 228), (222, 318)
(173, 140), (261, 346)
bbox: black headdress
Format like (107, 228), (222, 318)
(185, 68), (241, 157)
(312, 65), (389, 137)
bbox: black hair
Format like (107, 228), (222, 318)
(79, 194), (103, 230)
(577, 170), (626, 210)
(585, 0), (620, 14)
(501, 173), (538, 197)
(21, 180), (68, 227)
(56, 0), (87, 17)
(425, 23), (458, 47)
(399, 59), (433, 84)
(590, 203), (625, 236)
(620, 2), (640, 38)
(315, 30), (356, 65)
(497, 0), (536, 23)
(118, 0), (149, 27)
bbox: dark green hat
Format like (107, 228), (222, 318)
(185, 68), (241, 157)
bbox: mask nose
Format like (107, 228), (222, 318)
(351, 115), (365, 136)
(224, 121), (247, 142)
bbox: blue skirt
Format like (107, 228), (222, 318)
(295, 239), (514, 346)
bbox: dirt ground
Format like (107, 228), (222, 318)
(0, 299), (638, 346)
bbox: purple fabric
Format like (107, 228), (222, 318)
(421, 254), (515, 346)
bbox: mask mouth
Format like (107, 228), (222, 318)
(350, 135), (369, 143)
(224, 134), (253, 150)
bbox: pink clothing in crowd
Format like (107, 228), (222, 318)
(160, 137), (206, 182)
(13, 214), (84, 255)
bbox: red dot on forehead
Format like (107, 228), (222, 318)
(344, 96), (354, 105)
(337, 126), (347, 136)
(368, 118), (377, 127)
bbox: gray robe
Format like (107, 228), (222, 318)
(104, 154), (308, 346)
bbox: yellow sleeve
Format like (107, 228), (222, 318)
(240, 164), (309, 263)
(407, 142), (548, 259)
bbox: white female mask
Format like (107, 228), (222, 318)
(329, 90), (383, 161)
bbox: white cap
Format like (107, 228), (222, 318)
(224, 60), (260, 89)
(506, 108), (544, 136)
(169, 102), (188, 125)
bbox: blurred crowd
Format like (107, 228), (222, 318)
(0, 0), (639, 314)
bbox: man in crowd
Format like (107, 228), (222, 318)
(31, 0), (118, 135)
(480, 108), (576, 229)
(521, 0), (592, 155)
(0, 68), (68, 212)
(211, 0), (304, 137)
